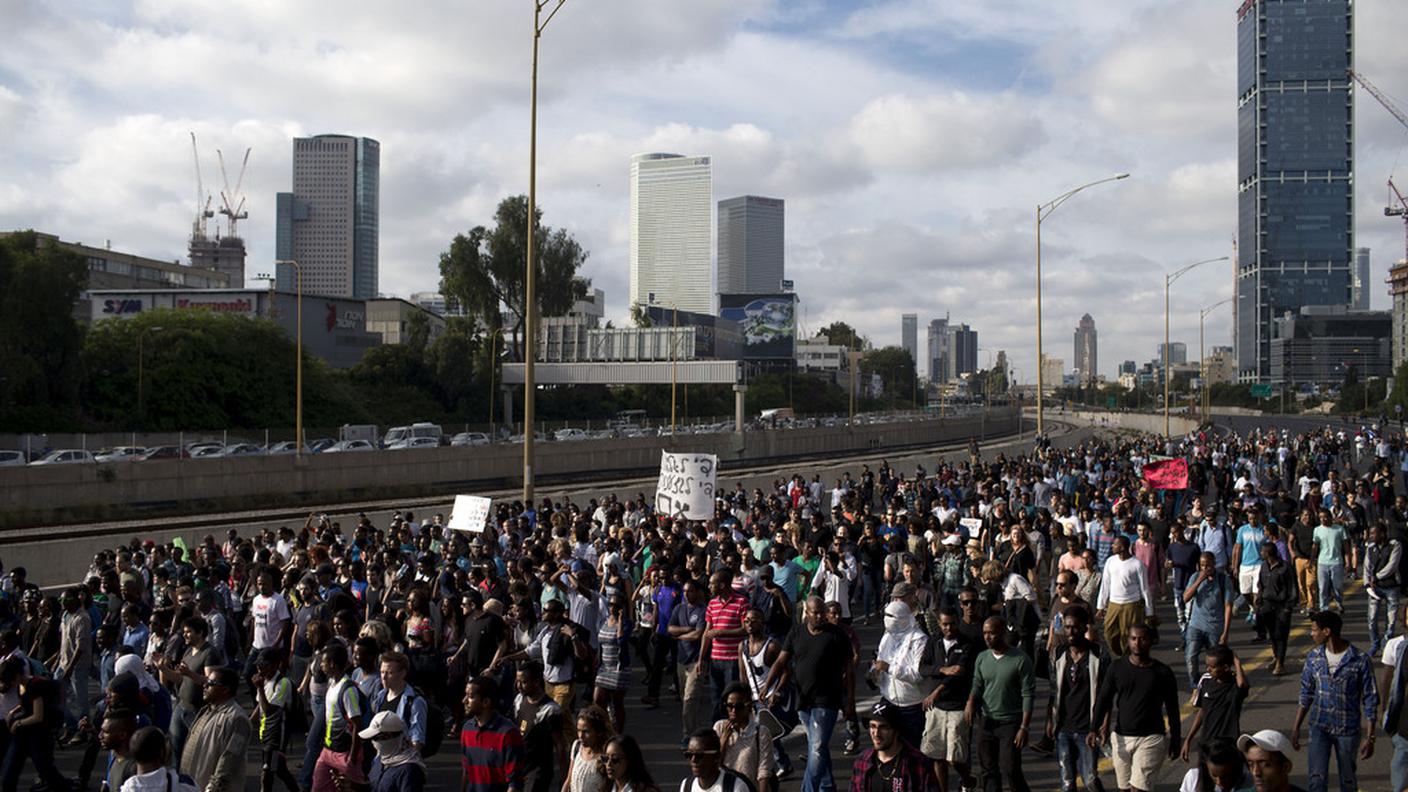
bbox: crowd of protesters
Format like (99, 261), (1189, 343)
(0, 421), (1404, 792)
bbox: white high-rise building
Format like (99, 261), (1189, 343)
(629, 153), (712, 314)
(718, 195), (784, 295)
(275, 135), (380, 299)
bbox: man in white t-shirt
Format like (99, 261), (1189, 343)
(246, 571), (291, 682)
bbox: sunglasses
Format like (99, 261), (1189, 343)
(959, 600), (978, 606)
(683, 750), (718, 761)
(603, 755), (625, 765)
(725, 701), (751, 711)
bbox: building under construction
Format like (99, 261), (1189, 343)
(187, 133), (249, 287)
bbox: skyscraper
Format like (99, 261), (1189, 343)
(629, 153), (712, 314)
(275, 135), (380, 299)
(1353, 247), (1371, 310)
(1159, 342), (1188, 366)
(1235, 0), (1354, 381)
(1073, 313), (1097, 384)
(718, 196), (784, 295)
(927, 317), (949, 383)
(947, 324), (978, 380)
(901, 314), (918, 371)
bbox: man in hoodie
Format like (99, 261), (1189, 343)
(870, 600), (928, 751)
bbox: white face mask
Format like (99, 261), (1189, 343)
(373, 734), (407, 759)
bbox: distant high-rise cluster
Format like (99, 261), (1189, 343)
(276, 134), (380, 300)
(925, 316), (977, 384)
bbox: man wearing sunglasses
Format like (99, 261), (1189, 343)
(679, 727), (758, 792)
(180, 666), (250, 792)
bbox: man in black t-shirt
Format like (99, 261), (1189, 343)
(514, 661), (565, 792)
(762, 596), (854, 792)
(1046, 605), (1106, 792)
(458, 590), (509, 678)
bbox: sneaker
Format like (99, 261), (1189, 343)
(1029, 735), (1055, 756)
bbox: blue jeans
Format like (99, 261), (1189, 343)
(1369, 589), (1401, 653)
(1318, 563), (1345, 611)
(64, 666), (90, 732)
(1392, 733), (1408, 792)
(861, 567), (885, 618)
(1183, 625), (1220, 689)
(1306, 726), (1358, 792)
(169, 704), (195, 770)
(299, 694), (327, 790)
(709, 659), (739, 722)
(1055, 731), (1104, 792)
(800, 707), (839, 792)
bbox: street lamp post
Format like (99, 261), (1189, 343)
(1164, 256), (1229, 437)
(1198, 298), (1232, 423)
(487, 327), (507, 440)
(1035, 173), (1129, 438)
(274, 259), (303, 455)
(137, 325), (165, 422)
(523, 0), (568, 505)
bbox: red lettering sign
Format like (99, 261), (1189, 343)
(1142, 458), (1189, 490)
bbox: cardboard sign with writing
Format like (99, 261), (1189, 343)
(448, 495), (492, 533)
(655, 452), (718, 519)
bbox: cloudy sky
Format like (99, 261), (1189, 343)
(3, 0), (1406, 381)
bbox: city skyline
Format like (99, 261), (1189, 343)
(2, 2), (1406, 381)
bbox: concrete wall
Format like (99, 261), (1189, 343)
(1061, 409), (1199, 436)
(0, 409), (1019, 527)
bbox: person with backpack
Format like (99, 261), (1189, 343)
(357, 711), (426, 792)
(312, 642), (367, 792)
(0, 655), (71, 792)
(372, 651), (437, 758)
(251, 649), (300, 792)
(1181, 553), (1234, 688)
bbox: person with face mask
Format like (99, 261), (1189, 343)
(358, 711), (427, 792)
(871, 600), (929, 750)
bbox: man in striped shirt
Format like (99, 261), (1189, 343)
(699, 569), (750, 722)
(461, 675), (525, 792)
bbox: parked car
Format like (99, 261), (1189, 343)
(323, 439), (376, 453)
(382, 422), (444, 448)
(307, 438), (337, 453)
(386, 437), (441, 451)
(450, 432), (491, 447)
(94, 447), (146, 463)
(220, 443), (265, 457)
(0, 450), (28, 467)
(189, 445), (225, 459)
(30, 449), (96, 466)
(265, 441), (306, 455)
(135, 445), (190, 461)
(553, 428), (589, 442)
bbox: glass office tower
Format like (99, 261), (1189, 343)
(1235, 0), (1354, 382)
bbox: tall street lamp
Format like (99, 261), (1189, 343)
(487, 326), (507, 440)
(1199, 297), (1232, 423)
(275, 259), (303, 456)
(1035, 173), (1129, 437)
(1164, 256), (1228, 437)
(137, 325), (165, 422)
(523, 0), (568, 505)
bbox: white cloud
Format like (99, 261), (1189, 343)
(848, 92), (1046, 172)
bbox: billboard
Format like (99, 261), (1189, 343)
(718, 293), (797, 360)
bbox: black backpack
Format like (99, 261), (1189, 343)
(418, 691), (448, 758)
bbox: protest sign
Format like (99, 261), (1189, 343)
(655, 451), (718, 519)
(448, 495), (492, 532)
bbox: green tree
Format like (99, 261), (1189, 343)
(859, 346), (917, 405)
(425, 316), (482, 416)
(438, 196), (591, 359)
(0, 231), (89, 429)
(816, 321), (863, 349)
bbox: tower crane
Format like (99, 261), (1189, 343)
(216, 147), (251, 239)
(1349, 70), (1408, 271)
(189, 132), (214, 240)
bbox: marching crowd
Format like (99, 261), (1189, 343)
(0, 422), (1405, 792)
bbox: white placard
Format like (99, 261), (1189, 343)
(448, 495), (492, 533)
(655, 451), (718, 520)
(959, 517), (983, 532)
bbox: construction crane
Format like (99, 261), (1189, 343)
(216, 147), (251, 239)
(189, 132), (214, 240)
(1350, 70), (1408, 273)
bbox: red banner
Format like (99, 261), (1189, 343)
(1142, 458), (1189, 490)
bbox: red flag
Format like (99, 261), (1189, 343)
(1142, 458), (1189, 490)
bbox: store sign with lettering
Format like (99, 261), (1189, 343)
(102, 299), (144, 315)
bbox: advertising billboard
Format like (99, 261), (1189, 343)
(718, 293), (797, 360)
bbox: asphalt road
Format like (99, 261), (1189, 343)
(27, 414), (1400, 790)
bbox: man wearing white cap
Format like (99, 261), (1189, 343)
(358, 711), (427, 792)
(1237, 730), (1305, 792)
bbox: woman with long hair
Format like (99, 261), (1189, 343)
(563, 705), (612, 792)
(599, 734), (658, 792)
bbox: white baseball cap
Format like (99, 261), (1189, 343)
(1237, 729), (1293, 761)
(358, 711), (407, 740)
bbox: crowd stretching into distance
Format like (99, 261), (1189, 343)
(2, 423), (1408, 792)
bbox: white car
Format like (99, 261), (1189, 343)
(220, 443), (266, 457)
(0, 451), (29, 467)
(450, 432), (491, 447)
(554, 428), (589, 442)
(30, 449), (96, 466)
(94, 447), (146, 463)
(323, 439), (376, 453)
(190, 445), (225, 459)
(386, 437), (440, 451)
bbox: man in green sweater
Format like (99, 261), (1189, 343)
(964, 615), (1035, 792)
